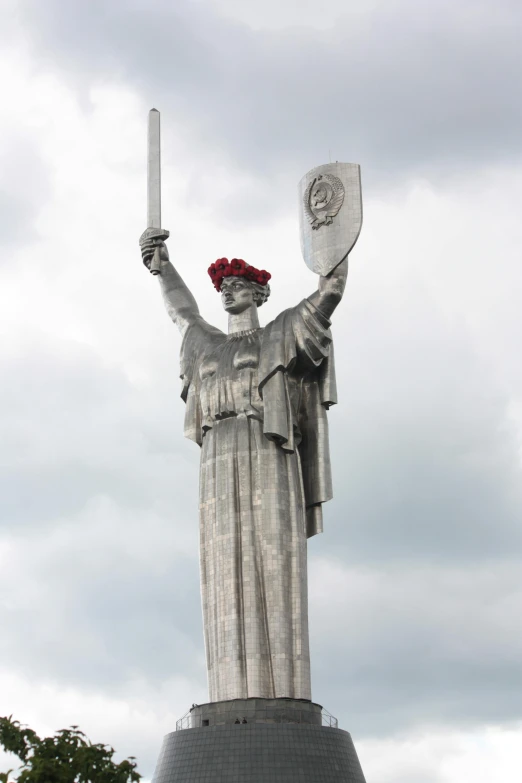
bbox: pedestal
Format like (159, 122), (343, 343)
(152, 699), (366, 783)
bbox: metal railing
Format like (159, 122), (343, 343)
(320, 708), (338, 728)
(176, 707), (338, 731)
(176, 710), (194, 731)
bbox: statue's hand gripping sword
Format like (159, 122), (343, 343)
(139, 108), (169, 275)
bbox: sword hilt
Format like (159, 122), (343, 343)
(139, 227), (170, 275)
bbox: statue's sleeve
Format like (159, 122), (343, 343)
(292, 299), (337, 407)
(180, 316), (224, 446)
(294, 300), (337, 536)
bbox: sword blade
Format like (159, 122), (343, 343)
(147, 108), (161, 228)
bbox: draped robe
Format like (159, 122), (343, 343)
(180, 299), (337, 702)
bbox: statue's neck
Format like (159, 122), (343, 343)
(228, 305), (260, 334)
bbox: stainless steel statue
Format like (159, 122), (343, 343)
(140, 111), (362, 704)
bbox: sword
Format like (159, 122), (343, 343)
(139, 108), (169, 275)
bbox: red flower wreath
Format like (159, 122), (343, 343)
(207, 258), (272, 292)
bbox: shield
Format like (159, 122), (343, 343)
(298, 162), (362, 276)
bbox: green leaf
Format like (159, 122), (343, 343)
(0, 717), (141, 782)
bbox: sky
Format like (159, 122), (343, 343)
(0, 0), (521, 781)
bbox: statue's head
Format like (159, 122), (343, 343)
(208, 259), (271, 313)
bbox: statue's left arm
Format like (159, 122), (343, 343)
(307, 257), (348, 319)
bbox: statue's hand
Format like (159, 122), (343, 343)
(140, 236), (170, 272)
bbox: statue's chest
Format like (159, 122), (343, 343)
(200, 329), (263, 382)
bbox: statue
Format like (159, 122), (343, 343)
(140, 111), (362, 705)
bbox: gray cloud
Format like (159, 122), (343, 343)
(324, 288), (522, 563)
(385, 770), (443, 783)
(0, 336), (195, 530)
(0, 337), (206, 694)
(0, 135), (50, 248)
(310, 560), (522, 736)
(19, 0), (522, 200)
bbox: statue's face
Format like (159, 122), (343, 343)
(220, 277), (256, 314)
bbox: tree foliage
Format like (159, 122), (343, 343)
(0, 717), (141, 783)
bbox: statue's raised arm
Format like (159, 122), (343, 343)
(308, 256), (348, 319)
(141, 238), (200, 336)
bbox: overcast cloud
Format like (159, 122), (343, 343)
(1, 1), (521, 781)
(11, 0), (522, 222)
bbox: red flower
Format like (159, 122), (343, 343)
(215, 258), (228, 271)
(230, 258), (246, 271)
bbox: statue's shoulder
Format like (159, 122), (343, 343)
(181, 315), (225, 367)
(184, 314), (225, 342)
(264, 299), (322, 333)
